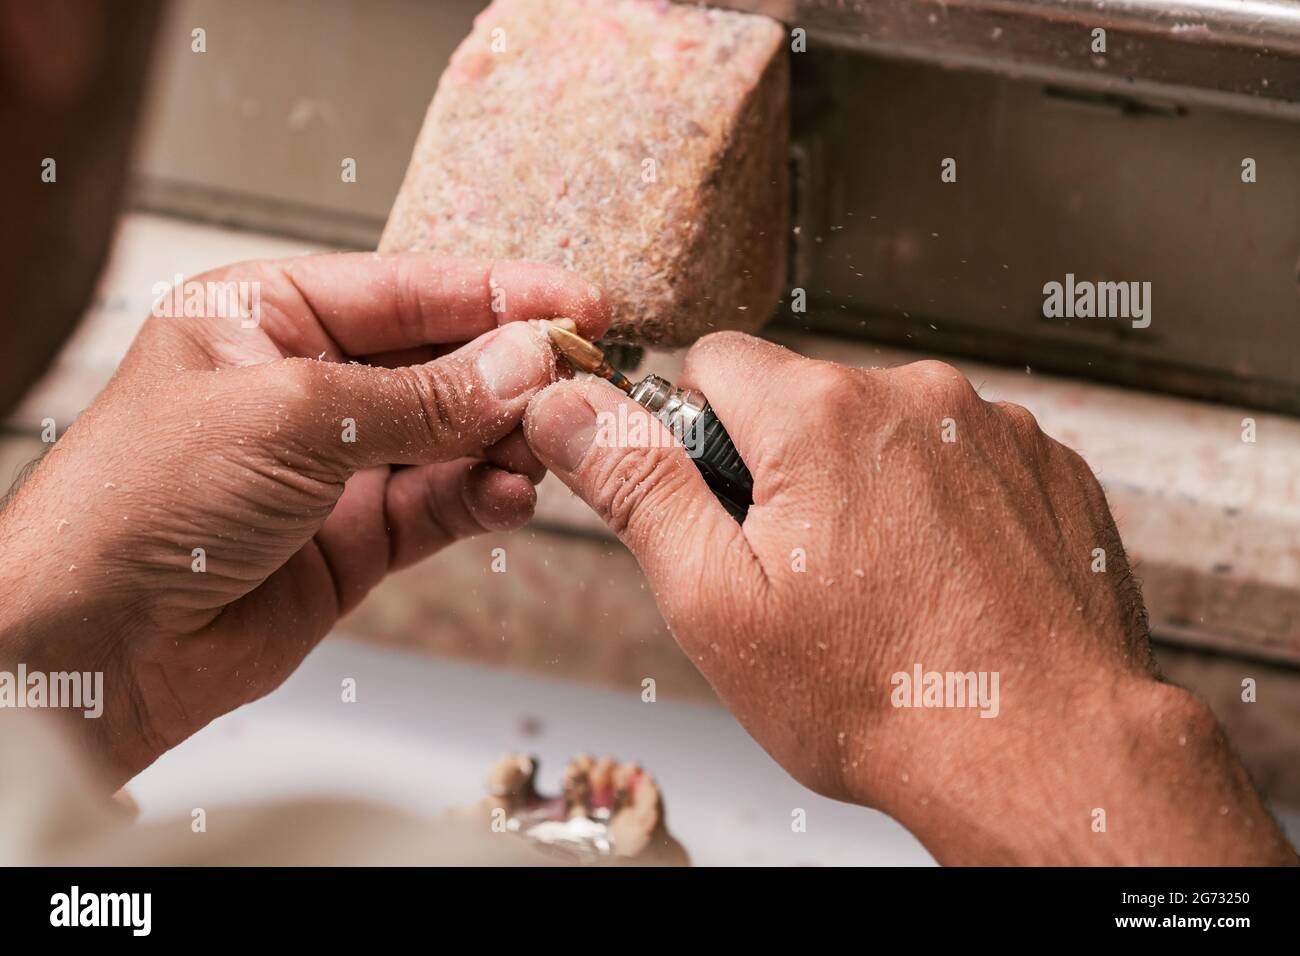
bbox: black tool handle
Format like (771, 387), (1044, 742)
(687, 405), (753, 522)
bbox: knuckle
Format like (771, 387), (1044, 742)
(903, 359), (976, 404)
(994, 400), (1044, 442)
(684, 330), (749, 376)
(390, 254), (425, 340)
(278, 355), (325, 394)
(800, 362), (872, 423)
(274, 358), (333, 423)
(271, 359), (351, 473)
(694, 329), (749, 354)
(689, 329), (782, 368)
(1052, 439), (1095, 481)
(592, 444), (689, 538)
(1049, 438), (1114, 515)
(212, 258), (290, 303)
(402, 363), (469, 446)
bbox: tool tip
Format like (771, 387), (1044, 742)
(545, 321), (606, 374)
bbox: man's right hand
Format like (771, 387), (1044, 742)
(524, 331), (1295, 865)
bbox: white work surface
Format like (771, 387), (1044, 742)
(126, 637), (935, 866)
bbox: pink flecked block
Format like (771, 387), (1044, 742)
(380, 0), (789, 347)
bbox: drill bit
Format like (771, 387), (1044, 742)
(546, 322), (633, 393)
(545, 320), (753, 521)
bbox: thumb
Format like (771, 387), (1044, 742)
(246, 321), (560, 475)
(523, 379), (762, 607)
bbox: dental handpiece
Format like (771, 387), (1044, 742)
(546, 324), (754, 522)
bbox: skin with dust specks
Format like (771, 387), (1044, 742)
(0, 253), (608, 784)
(524, 332), (1297, 866)
(0, 3), (1289, 867)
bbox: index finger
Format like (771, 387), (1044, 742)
(279, 252), (609, 354)
(677, 331), (813, 473)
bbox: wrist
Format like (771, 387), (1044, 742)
(0, 504), (101, 659)
(0, 499), (148, 788)
(864, 676), (1295, 865)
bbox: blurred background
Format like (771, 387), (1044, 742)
(3, 0), (1298, 862)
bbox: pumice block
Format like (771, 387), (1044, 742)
(381, 0), (789, 347)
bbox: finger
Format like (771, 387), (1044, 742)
(274, 253), (610, 355)
(311, 466), (393, 613)
(311, 461), (537, 613)
(245, 321), (562, 475)
(485, 426), (546, 484)
(677, 331), (813, 474)
(385, 460), (536, 570)
(523, 379), (765, 613)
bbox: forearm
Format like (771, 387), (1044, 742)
(0, 485), (146, 787)
(879, 680), (1296, 866)
(0, 467), (107, 661)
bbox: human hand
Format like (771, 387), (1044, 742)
(524, 332), (1295, 865)
(0, 253), (607, 785)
